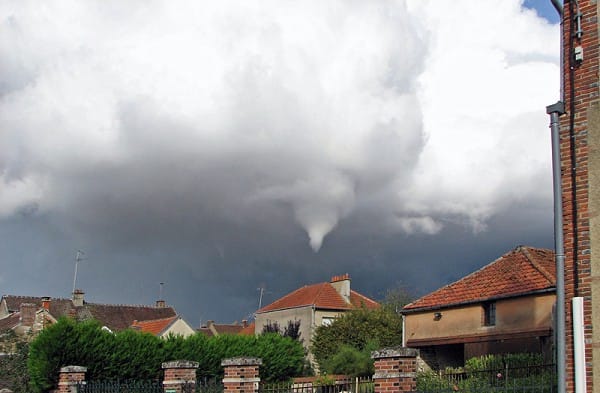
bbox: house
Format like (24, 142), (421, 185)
(254, 274), (379, 355)
(131, 316), (195, 338)
(0, 290), (187, 337)
(401, 246), (555, 370)
(198, 320), (251, 337)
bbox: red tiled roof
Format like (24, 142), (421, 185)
(84, 303), (176, 331)
(256, 280), (379, 314)
(0, 313), (21, 331)
(403, 246), (556, 312)
(131, 316), (178, 335)
(1, 295), (177, 332)
(3, 296), (74, 318)
(198, 321), (249, 336)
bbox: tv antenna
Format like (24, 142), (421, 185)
(159, 282), (165, 300)
(257, 285), (271, 310)
(72, 250), (86, 294)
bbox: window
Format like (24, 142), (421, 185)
(483, 302), (496, 326)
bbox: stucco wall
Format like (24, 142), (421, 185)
(255, 306), (313, 349)
(404, 293), (555, 343)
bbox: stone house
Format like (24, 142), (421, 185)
(401, 246), (555, 369)
(0, 290), (191, 337)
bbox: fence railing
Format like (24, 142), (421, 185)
(260, 376), (373, 393)
(417, 364), (556, 393)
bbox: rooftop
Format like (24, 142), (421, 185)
(403, 246), (556, 312)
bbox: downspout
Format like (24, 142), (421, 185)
(402, 314), (406, 347)
(547, 3), (565, 393)
(547, 101), (566, 393)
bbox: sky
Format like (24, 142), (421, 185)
(0, 0), (561, 326)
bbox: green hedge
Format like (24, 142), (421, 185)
(28, 318), (304, 393)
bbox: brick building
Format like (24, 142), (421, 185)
(557, 1), (600, 392)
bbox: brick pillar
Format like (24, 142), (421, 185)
(372, 347), (418, 393)
(162, 360), (199, 393)
(57, 366), (86, 393)
(221, 357), (262, 393)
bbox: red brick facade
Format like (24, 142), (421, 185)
(371, 347), (418, 393)
(560, 1), (600, 393)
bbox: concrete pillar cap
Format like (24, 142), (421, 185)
(221, 357), (263, 366)
(371, 346), (419, 359)
(162, 360), (200, 369)
(59, 366), (87, 373)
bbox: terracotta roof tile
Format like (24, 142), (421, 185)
(257, 280), (379, 314)
(84, 303), (176, 331)
(131, 316), (178, 335)
(0, 313), (21, 331)
(403, 246), (556, 312)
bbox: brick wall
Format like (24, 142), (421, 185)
(560, 1), (600, 393)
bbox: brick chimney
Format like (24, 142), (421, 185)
(330, 273), (351, 304)
(41, 296), (51, 311)
(155, 299), (166, 308)
(72, 289), (85, 307)
(20, 303), (37, 327)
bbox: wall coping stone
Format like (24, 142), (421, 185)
(59, 366), (87, 373)
(221, 357), (263, 366)
(162, 360), (199, 369)
(371, 346), (419, 359)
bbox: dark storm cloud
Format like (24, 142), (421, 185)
(0, 1), (559, 322)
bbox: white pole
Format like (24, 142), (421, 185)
(573, 297), (586, 393)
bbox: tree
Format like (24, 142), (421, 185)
(262, 321), (281, 334)
(261, 320), (302, 342)
(310, 306), (404, 374)
(283, 320), (302, 342)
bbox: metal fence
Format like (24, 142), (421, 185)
(416, 364), (556, 393)
(260, 377), (374, 393)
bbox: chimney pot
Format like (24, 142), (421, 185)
(41, 296), (51, 311)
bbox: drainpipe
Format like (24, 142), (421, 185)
(547, 101), (566, 393)
(402, 314), (406, 347)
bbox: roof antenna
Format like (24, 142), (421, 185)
(257, 284), (271, 310)
(72, 250), (86, 294)
(159, 282), (165, 300)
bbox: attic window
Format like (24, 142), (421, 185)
(483, 302), (496, 326)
